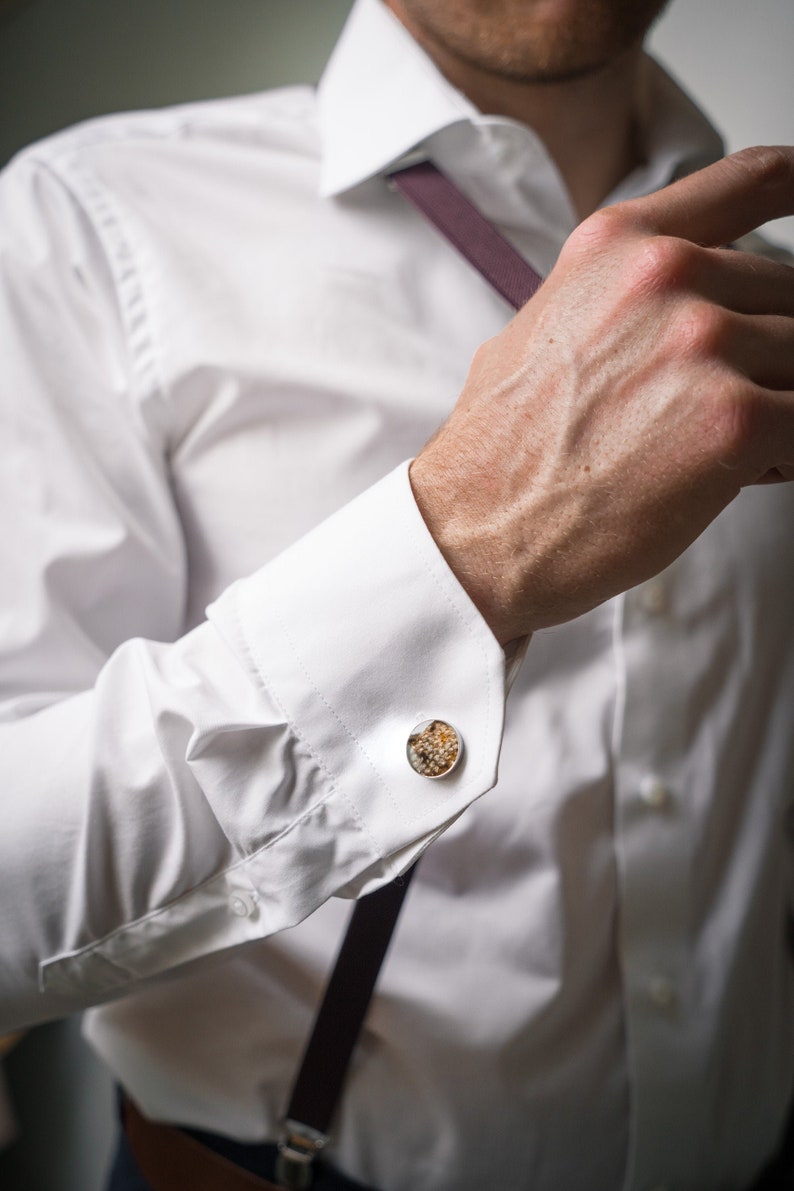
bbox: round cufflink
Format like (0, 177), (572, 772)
(406, 719), (462, 779)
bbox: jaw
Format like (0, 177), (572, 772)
(384, 0), (670, 86)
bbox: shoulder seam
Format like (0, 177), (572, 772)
(36, 153), (166, 424)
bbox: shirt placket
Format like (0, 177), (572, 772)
(613, 568), (705, 1191)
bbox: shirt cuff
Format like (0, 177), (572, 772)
(37, 463), (508, 1004)
(208, 460), (507, 894)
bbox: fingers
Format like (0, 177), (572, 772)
(696, 247), (794, 316)
(749, 387), (794, 479)
(718, 312), (794, 389)
(754, 469), (791, 483)
(623, 145), (794, 248)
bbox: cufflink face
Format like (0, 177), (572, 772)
(406, 719), (462, 778)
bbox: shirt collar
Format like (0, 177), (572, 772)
(318, 0), (480, 199)
(318, 0), (724, 264)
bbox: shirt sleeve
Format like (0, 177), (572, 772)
(0, 147), (507, 1031)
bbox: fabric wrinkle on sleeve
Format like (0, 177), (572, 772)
(0, 144), (508, 1026)
(33, 467), (507, 1013)
(206, 461), (507, 886)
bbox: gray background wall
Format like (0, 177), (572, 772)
(0, 1), (792, 1189)
(0, 0), (354, 166)
(649, 0), (794, 248)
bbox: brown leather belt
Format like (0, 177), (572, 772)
(122, 1096), (282, 1191)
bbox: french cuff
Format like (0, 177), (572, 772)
(208, 460), (507, 892)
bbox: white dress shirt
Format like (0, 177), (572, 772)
(1, 1), (793, 1188)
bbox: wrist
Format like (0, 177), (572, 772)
(408, 452), (525, 646)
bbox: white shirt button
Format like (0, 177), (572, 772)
(228, 891), (256, 918)
(638, 776), (676, 814)
(640, 580), (668, 615)
(639, 774), (672, 811)
(406, 720), (462, 778)
(647, 975), (677, 1011)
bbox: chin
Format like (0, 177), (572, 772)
(387, 0), (670, 84)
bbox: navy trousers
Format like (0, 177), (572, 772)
(105, 1129), (153, 1191)
(106, 1088), (794, 1191)
(105, 1119), (378, 1191)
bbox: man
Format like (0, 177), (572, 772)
(1, 0), (793, 1188)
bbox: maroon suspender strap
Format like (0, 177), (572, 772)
(285, 866), (418, 1132)
(388, 159), (544, 308)
(276, 160), (545, 1189)
(277, 868), (418, 1185)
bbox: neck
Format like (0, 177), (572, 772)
(459, 52), (647, 219)
(387, 6), (649, 219)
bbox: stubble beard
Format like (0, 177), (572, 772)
(389, 0), (671, 85)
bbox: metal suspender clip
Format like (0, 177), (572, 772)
(275, 1119), (330, 1189)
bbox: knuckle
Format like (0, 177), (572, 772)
(669, 301), (729, 360)
(625, 236), (694, 297)
(567, 203), (635, 255)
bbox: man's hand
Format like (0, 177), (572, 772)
(410, 146), (794, 643)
